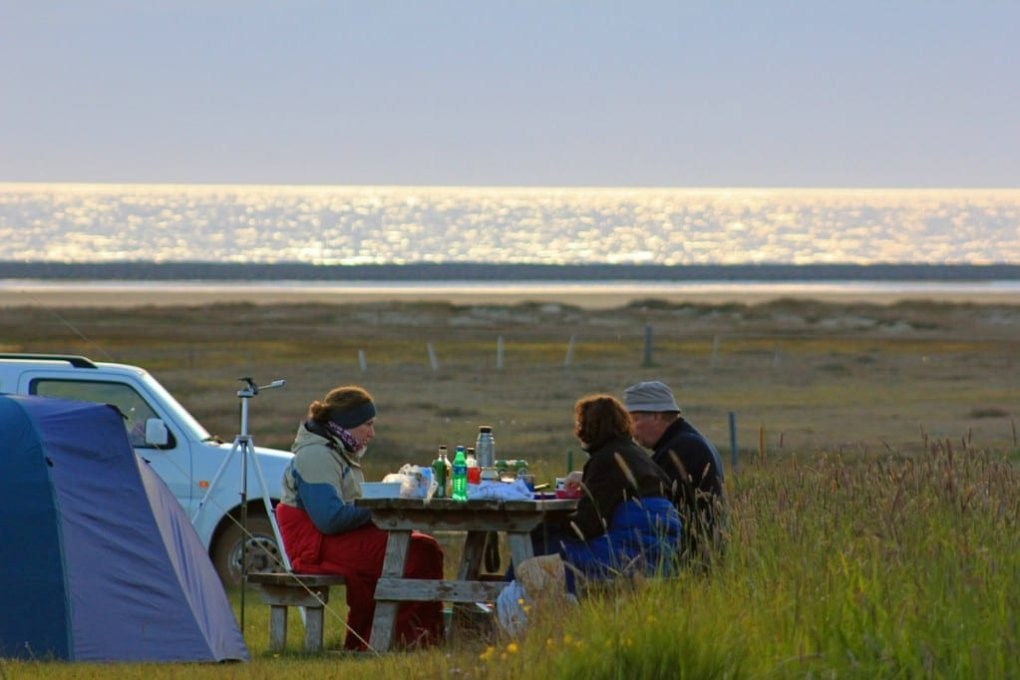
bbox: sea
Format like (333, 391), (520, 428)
(2, 183), (1019, 301)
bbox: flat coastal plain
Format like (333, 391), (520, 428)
(2, 286), (1017, 480)
(3, 280), (1020, 309)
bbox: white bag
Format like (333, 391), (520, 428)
(383, 464), (435, 499)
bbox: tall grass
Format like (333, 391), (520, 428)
(7, 440), (1018, 678)
(480, 441), (1020, 678)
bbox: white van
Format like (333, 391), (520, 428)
(0, 353), (291, 587)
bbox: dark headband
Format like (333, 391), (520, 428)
(328, 402), (376, 429)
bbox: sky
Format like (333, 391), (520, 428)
(1, 1), (1017, 188)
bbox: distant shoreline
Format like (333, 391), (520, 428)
(3, 279), (1018, 309)
(1, 261), (1019, 282)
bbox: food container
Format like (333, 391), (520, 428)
(360, 482), (403, 499)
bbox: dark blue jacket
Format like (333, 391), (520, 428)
(652, 418), (725, 556)
(557, 435), (682, 585)
(560, 497), (681, 583)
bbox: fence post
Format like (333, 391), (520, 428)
(496, 336), (504, 370)
(728, 411), (738, 473)
(758, 424), (766, 464)
(426, 342), (439, 373)
(358, 349), (368, 372)
(643, 323), (654, 366)
(564, 335), (575, 367)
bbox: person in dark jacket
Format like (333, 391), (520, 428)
(536, 394), (682, 590)
(623, 380), (727, 566)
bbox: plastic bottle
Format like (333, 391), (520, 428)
(431, 445), (448, 499)
(451, 445), (468, 501)
(466, 447), (481, 485)
(516, 459), (534, 491)
(475, 426), (495, 468)
(515, 459), (529, 478)
(443, 447), (452, 497)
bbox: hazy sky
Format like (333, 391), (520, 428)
(2, 1), (1017, 188)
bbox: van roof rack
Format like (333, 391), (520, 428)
(0, 353), (98, 369)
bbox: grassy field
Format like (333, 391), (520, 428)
(1, 298), (1016, 475)
(1, 298), (1018, 677)
(5, 443), (1019, 678)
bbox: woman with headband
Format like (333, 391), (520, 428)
(275, 385), (444, 651)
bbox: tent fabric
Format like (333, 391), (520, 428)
(0, 394), (248, 663)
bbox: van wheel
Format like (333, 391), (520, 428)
(211, 512), (284, 588)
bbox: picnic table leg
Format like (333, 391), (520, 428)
(457, 530), (486, 580)
(369, 529), (411, 652)
(447, 530), (489, 638)
(506, 531), (537, 573)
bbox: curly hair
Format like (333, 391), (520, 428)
(307, 385), (374, 424)
(573, 394), (634, 449)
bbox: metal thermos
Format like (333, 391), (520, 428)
(475, 426), (495, 468)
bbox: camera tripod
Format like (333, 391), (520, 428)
(192, 377), (291, 628)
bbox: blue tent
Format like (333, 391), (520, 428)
(0, 394), (248, 662)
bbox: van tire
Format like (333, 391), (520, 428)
(211, 511), (284, 588)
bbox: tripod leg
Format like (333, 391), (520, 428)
(245, 437), (293, 572)
(192, 437), (242, 523)
(243, 439), (304, 626)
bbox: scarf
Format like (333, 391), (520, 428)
(325, 420), (363, 456)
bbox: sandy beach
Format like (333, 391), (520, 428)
(3, 280), (1019, 309)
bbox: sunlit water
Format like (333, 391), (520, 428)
(2, 184), (1018, 266)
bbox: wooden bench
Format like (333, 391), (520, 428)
(247, 572), (346, 653)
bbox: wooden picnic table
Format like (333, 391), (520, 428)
(356, 496), (577, 651)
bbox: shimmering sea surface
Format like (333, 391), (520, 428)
(2, 184), (1018, 266)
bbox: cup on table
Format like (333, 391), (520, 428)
(554, 476), (582, 499)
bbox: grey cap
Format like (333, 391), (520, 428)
(623, 380), (681, 413)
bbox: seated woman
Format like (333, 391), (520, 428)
(525, 395), (683, 586)
(556, 393), (683, 585)
(498, 394), (682, 634)
(275, 386), (444, 651)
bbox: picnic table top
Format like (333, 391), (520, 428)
(355, 496), (577, 512)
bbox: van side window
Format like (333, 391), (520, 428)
(31, 380), (161, 448)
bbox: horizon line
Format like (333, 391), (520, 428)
(1, 181), (1018, 192)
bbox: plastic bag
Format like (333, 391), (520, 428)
(383, 464), (436, 499)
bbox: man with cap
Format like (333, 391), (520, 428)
(623, 380), (726, 566)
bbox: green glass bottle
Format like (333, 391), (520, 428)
(431, 445), (448, 499)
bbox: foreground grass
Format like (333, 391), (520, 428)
(7, 440), (1019, 678)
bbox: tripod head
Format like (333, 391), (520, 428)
(235, 377), (286, 438)
(237, 377), (286, 399)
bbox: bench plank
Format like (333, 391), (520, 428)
(374, 577), (505, 603)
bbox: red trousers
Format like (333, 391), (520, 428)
(276, 503), (444, 650)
